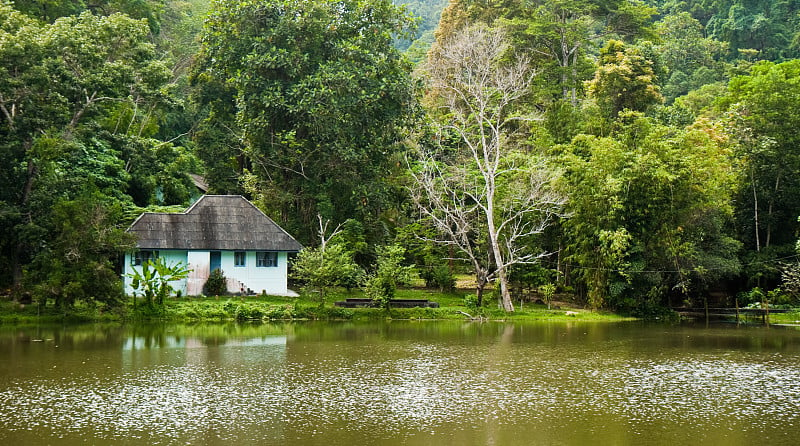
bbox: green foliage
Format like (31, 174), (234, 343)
(440, 0), (657, 103)
(334, 219), (371, 267)
(463, 293), (480, 312)
(203, 269), (228, 296)
(655, 12), (728, 102)
(560, 113), (740, 310)
(127, 256), (191, 308)
(586, 40), (664, 119)
(539, 283), (557, 310)
(364, 245), (416, 309)
(292, 243), (364, 306)
(26, 193), (135, 309)
(666, 0), (800, 62)
(721, 60), (800, 266)
(192, 0), (419, 242)
(11, 0), (165, 32)
(395, 222), (456, 291)
(423, 265), (456, 292)
(0, 4), (192, 296)
(393, 0), (448, 53)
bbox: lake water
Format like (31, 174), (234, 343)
(0, 321), (799, 445)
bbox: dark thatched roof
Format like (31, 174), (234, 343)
(129, 195), (303, 251)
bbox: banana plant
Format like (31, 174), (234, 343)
(128, 257), (191, 308)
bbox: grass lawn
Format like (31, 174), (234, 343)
(147, 287), (631, 322)
(766, 310), (800, 325)
(0, 287), (633, 323)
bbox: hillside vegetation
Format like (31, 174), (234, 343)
(3, 0), (800, 316)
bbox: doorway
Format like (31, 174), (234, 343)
(210, 251), (221, 272)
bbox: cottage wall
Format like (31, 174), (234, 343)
(215, 251), (289, 296)
(186, 251), (209, 296)
(125, 250), (290, 297)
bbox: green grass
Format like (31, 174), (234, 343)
(766, 311), (800, 325)
(0, 299), (123, 324)
(146, 288), (630, 322)
(0, 287), (632, 323)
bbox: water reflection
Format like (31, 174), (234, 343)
(0, 321), (798, 445)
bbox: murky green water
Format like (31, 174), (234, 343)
(0, 321), (799, 445)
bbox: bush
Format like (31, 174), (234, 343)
(364, 245), (416, 308)
(464, 293), (479, 311)
(427, 265), (456, 292)
(203, 269), (228, 296)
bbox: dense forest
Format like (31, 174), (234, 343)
(3, 0), (800, 314)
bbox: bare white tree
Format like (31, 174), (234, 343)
(410, 25), (567, 312)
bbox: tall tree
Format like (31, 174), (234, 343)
(560, 114), (739, 311)
(586, 40), (664, 120)
(716, 60), (800, 286)
(435, 0), (656, 104)
(503, 0), (657, 104)
(192, 0), (419, 243)
(412, 25), (566, 312)
(0, 4), (187, 293)
(661, 0), (800, 62)
(655, 11), (728, 101)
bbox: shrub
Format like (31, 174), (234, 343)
(464, 293), (479, 311)
(364, 245), (416, 309)
(203, 269), (228, 296)
(428, 265), (456, 292)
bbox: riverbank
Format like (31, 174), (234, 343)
(0, 288), (632, 324)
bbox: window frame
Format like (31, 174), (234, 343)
(133, 250), (158, 266)
(256, 251), (278, 268)
(234, 251), (247, 267)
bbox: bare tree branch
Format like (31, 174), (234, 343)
(411, 25), (567, 311)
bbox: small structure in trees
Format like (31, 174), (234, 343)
(123, 195), (302, 296)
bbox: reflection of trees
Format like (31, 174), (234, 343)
(127, 322), (290, 348)
(129, 324), (173, 349)
(0, 324), (127, 378)
(0, 324), (126, 350)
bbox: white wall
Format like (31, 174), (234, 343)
(216, 251), (289, 296)
(125, 250), (290, 296)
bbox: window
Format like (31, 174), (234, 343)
(256, 251), (278, 267)
(133, 250), (158, 266)
(234, 251), (247, 267)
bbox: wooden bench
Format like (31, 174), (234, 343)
(334, 298), (439, 308)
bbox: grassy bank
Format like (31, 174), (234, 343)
(766, 310), (800, 325)
(0, 288), (631, 323)
(0, 299), (126, 324)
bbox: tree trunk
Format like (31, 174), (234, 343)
(570, 48), (579, 106)
(765, 173), (780, 249)
(497, 266), (514, 312)
(556, 241), (562, 283)
(486, 193), (514, 312)
(751, 167), (761, 252)
(13, 157), (38, 287)
(12, 249), (23, 289)
(475, 268), (488, 307)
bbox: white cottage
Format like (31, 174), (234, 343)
(123, 195), (302, 296)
